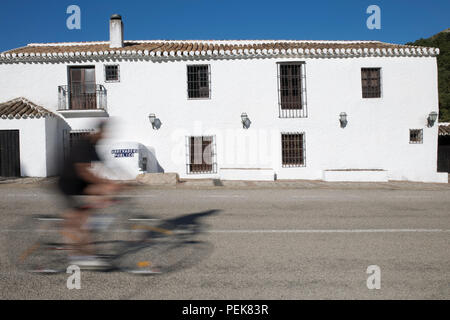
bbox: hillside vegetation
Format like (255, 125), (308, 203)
(406, 28), (450, 122)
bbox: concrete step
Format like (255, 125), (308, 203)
(136, 173), (179, 185)
(323, 169), (388, 182)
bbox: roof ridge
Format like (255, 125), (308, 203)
(1, 40), (440, 60)
(28, 41), (110, 47)
(0, 97), (55, 119)
(26, 39), (385, 46)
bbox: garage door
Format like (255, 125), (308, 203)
(0, 130), (20, 177)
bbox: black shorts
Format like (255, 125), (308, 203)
(58, 177), (91, 210)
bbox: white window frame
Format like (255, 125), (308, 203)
(409, 129), (423, 144)
(281, 132), (306, 167)
(104, 64), (120, 83)
(186, 64), (212, 100)
(185, 135), (217, 174)
(276, 62), (308, 118)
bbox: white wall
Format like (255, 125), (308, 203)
(0, 118), (47, 177)
(0, 55), (446, 182)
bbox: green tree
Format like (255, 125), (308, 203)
(406, 29), (450, 122)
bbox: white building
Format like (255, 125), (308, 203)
(0, 15), (447, 183)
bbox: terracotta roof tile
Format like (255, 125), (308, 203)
(0, 40), (439, 61)
(0, 40), (423, 54)
(0, 98), (55, 119)
(439, 124), (450, 136)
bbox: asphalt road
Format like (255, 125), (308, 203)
(0, 181), (449, 299)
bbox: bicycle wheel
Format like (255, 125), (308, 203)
(86, 212), (130, 257)
(117, 238), (213, 275)
(10, 216), (69, 274)
(20, 241), (70, 274)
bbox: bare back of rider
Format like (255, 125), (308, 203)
(58, 127), (121, 268)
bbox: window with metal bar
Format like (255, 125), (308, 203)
(63, 130), (95, 160)
(277, 62), (307, 118)
(105, 65), (120, 82)
(410, 129), (423, 144)
(281, 133), (305, 167)
(187, 65), (210, 99)
(186, 136), (216, 174)
(361, 68), (381, 98)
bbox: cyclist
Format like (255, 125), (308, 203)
(58, 120), (122, 268)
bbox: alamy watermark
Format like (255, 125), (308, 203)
(67, 265), (81, 290)
(168, 122), (281, 168)
(366, 265), (381, 290)
(66, 5), (81, 30)
(366, 5), (381, 30)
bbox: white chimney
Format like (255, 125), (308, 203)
(109, 14), (124, 48)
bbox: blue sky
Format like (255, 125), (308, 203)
(0, 0), (448, 52)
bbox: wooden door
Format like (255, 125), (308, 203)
(69, 67), (97, 110)
(0, 130), (20, 177)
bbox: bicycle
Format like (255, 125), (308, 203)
(8, 196), (216, 275)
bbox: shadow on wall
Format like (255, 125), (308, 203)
(143, 145), (164, 173)
(54, 118), (71, 175)
(93, 142), (166, 180)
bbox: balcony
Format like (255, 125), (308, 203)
(58, 84), (108, 118)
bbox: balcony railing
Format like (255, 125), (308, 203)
(58, 84), (107, 111)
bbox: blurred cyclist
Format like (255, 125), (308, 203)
(58, 120), (122, 268)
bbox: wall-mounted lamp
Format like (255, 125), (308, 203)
(339, 112), (348, 128)
(427, 111), (438, 127)
(149, 113), (162, 130)
(241, 113), (251, 129)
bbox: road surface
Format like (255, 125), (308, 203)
(0, 181), (449, 299)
